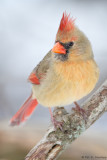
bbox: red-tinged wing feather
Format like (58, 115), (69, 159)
(10, 95), (38, 126)
(28, 50), (51, 85)
(28, 73), (40, 84)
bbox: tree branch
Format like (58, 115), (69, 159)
(25, 80), (107, 160)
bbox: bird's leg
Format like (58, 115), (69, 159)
(48, 108), (63, 130)
(73, 101), (87, 120)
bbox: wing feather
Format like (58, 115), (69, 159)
(28, 50), (51, 84)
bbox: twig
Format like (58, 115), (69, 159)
(25, 80), (107, 160)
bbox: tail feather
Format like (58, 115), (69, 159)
(10, 95), (38, 126)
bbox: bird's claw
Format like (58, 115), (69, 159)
(73, 102), (88, 121)
(51, 117), (63, 131)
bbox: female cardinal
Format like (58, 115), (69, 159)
(10, 12), (99, 127)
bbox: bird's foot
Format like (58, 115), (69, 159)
(48, 107), (63, 130)
(51, 117), (63, 131)
(72, 102), (87, 121)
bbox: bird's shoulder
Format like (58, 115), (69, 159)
(28, 50), (52, 84)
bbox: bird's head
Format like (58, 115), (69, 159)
(52, 12), (93, 62)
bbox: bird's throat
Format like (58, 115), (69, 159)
(54, 52), (69, 61)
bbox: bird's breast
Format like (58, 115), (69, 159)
(32, 59), (99, 107)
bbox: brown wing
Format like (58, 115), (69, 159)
(28, 50), (51, 84)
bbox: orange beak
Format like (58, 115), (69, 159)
(52, 42), (66, 54)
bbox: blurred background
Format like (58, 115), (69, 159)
(0, 0), (107, 160)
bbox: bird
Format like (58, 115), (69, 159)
(10, 12), (99, 128)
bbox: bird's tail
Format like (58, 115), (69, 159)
(10, 95), (38, 126)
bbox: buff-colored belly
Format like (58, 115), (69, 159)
(32, 59), (99, 107)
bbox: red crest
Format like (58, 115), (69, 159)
(59, 12), (75, 32)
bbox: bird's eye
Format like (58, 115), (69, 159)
(63, 41), (74, 50)
(68, 42), (74, 46)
